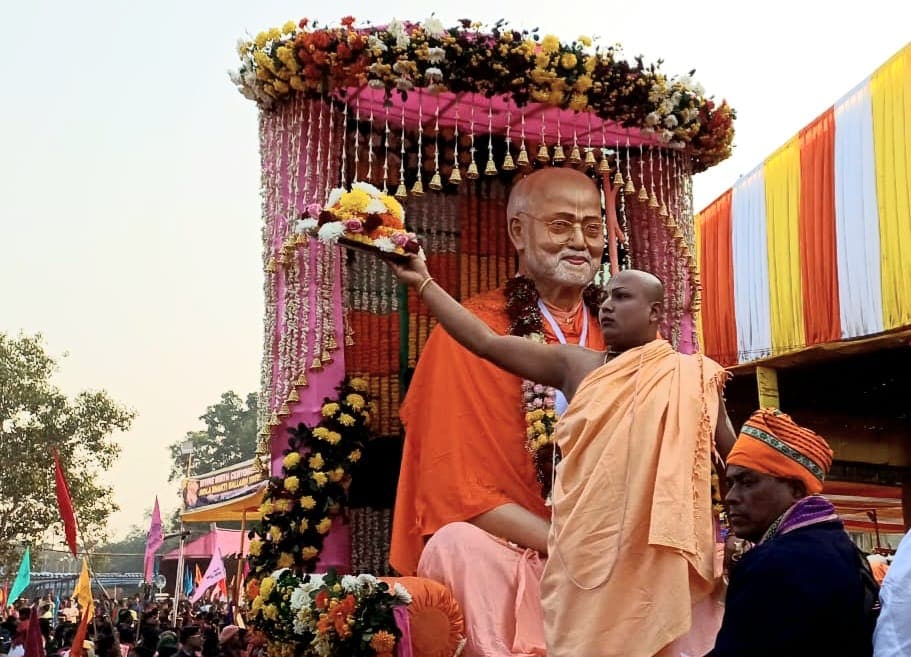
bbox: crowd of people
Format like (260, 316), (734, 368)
(1, 596), (259, 657)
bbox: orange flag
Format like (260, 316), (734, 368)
(70, 561), (94, 657)
(194, 564), (203, 586)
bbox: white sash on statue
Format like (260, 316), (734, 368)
(537, 300), (588, 416)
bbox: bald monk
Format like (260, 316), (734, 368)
(385, 256), (738, 657)
(391, 168), (607, 656)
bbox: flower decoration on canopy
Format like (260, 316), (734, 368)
(246, 377), (375, 579)
(296, 182), (422, 256)
(231, 17), (735, 171)
(249, 569), (409, 657)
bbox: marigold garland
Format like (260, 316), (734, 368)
(231, 17), (735, 172)
(505, 276), (606, 498)
(247, 377), (376, 579)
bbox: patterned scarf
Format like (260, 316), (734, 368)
(759, 495), (840, 545)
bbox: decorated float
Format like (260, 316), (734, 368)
(232, 15), (734, 657)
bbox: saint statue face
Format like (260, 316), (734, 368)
(508, 169), (604, 290)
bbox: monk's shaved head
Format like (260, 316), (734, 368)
(608, 269), (665, 304)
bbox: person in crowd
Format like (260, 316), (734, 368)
(176, 628), (200, 657)
(154, 632), (178, 657)
(873, 531), (911, 656)
(216, 627), (242, 657)
(709, 409), (875, 657)
(386, 251), (736, 657)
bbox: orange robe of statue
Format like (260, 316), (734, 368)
(390, 286), (604, 575)
(543, 339), (727, 657)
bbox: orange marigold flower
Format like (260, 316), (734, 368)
(370, 631), (397, 653)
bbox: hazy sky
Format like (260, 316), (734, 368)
(1, 0), (908, 540)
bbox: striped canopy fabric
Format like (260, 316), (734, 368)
(697, 44), (911, 366)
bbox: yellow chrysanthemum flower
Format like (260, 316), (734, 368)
(260, 577), (276, 598)
(283, 452), (301, 469)
(313, 426), (330, 439)
(350, 378), (369, 392)
(338, 189), (371, 214)
(348, 449), (362, 463)
(263, 604), (279, 621)
(316, 517), (333, 534)
(569, 93), (588, 111)
(338, 413), (355, 427)
(277, 552), (295, 568)
(259, 501), (273, 516)
(578, 35), (593, 47)
(299, 518), (309, 532)
(269, 526), (282, 542)
(560, 53), (578, 70)
(267, 27), (281, 41)
(308, 453), (325, 470)
(284, 476), (300, 493)
(526, 426), (536, 439)
(321, 403), (340, 417)
(540, 34), (560, 54)
(251, 595), (264, 612)
(328, 467), (346, 483)
(282, 20), (297, 34)
(326, 431), (342, 445)
(532, 420), (546, 433)
(301, 546), (319, 560)
(254, 31), (269, 48)
(273, 498), (292, 513)
(299, 495), (316, 510)
(380, 194), (404, 219)
(248, 539), (263, 556)
(345, 393), (366, 410)
(312, 471), (328, 487)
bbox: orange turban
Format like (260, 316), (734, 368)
(727, 408), (834, 494)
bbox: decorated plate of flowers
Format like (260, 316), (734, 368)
(295, 182), (422, 262)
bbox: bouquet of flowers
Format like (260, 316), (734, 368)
(296, 182), (422, 259)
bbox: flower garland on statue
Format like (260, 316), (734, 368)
(296, 181), (422, 256)
(246, 377), (375, 579)
(505, 276), (606, 499)
(249, 569), (410, 657)
(231, 17), (735, 171)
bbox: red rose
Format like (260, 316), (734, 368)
(340, 16), (356, 27)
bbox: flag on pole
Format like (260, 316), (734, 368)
(53, 449), (79, 558)
(0, 585), (7, 609)
(143, 498), (164, 583)
(183, 565), (193, 597)
(8, 546), (31, 604)
(190, 548), (226, 604)
(194, 564), (203, 586)
(70, 559), (94, 657)
(24, 604), (45, 657)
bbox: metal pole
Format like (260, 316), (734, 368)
(171, 450), (193, 626)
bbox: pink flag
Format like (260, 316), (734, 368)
(143, 497), (164, 583)
(190, 548), (226, 603)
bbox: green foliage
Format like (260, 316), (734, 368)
(0, 332), (135, 573)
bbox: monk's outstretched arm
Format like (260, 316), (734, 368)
(715, 398), (737, 460)
(385, 254), (570, 390)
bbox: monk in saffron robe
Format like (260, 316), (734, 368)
(391, 168), (606, 657)
(384, 255), (737, 657)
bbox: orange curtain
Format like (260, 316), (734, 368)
(697, 191), (738, 366)
(798, 109), (841, 344)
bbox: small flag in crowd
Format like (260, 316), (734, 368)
(8, 546), (31, 605)
(70, 559), (94, 657)
(53, 448), (79, 558)
(190, 548), (226, 604)
(24, 604), (45, 657)
(143, 497), (164, 583)
(183, 565), (194, 596)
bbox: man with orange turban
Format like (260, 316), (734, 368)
(710, 409), (877, 657)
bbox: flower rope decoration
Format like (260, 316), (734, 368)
(505, 276), (606, 498)
(247, 377), (375, 578)
(248, 569), (410, 657)
(231, 17), (735, 171)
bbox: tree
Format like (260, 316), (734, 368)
(0, 332), (135, 573)
(167, 391), (258, 481)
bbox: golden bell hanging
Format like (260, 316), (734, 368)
(584, 148), (597, 166)
(395, 182), (408, 200)
(613, 170), (624, 186)
(411, 178), (425, 196)
(466, 160), (480, 179)
(658, 201), (669, 217)
(624, 178), (636, 195)
(288, 388), (300, 403)
(597, 157), (610, 175)
(295, 372), (308, 387)
(449, 166), (462, 185)
(278, 403), (290, 417)
(429, 171), (443, 191)
(502, 151), (516, 171)
(638, 186), (649, 202)
(536, 143), (550, 163)
(552, 144), (566, 163)
(568, 145), (582, 164)
(673, 228), (685, 245)
(485, 159), (498, 176)
(268, 413), (280, 427)
(648, 189), (659, 208)
(310, 356), (323, 370)
(517, 145), (530, 167)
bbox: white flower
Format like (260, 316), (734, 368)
(664, 115), (679, 129)
(228, 69), (242, 86)
(396, 77), (414, 91)
(368, 79), (386, 89)
(658, 99), (673, 115)
(366, 199), (386, 214)
(660, 129), (674, 143)
(392, 583), (413, 605)
(645, 112), (660, 127)
(670, 91), (682, 107)
(423, 15), (446, 38)
(367, 35), (388, 52)
(325, 187), (345, 209)
(243, 70), (257, 87)
(352, 181), (382, 197)
(387, 19), (411, 48)
(427, 47), (446, 64)
(289, 587), (310, 611)
(693, 82), (705, 97)
(295, 218), (317, 233)
(356, 573), (379, 594)
(425, 67), (443, 82)
(306, 573), (325, 589)
(373, 236), (396, 252)
(340, 575), (359, 592)
(318, 222), (346, 243)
